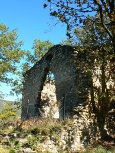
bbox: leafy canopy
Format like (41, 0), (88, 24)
(44, 0), (114, 49)
(23, 39), (53, 73)
(0, 24), (25, 83)
(0, 23), (53, 97)
(11, 39), (53, 95)
(0, 102), (16, 123)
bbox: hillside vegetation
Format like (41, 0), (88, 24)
(0, 115), (115, 153)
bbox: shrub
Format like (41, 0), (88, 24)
(0, 102), (16, 124)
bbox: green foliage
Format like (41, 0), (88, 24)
(0, 91), (4, 99)
(44, 0), (114, 47)
(44, 0), (114, 139)
(83, 145), (115, 153)
(23, 39), (53, 73)
(0, 23), (53, 96)
(0, 23), (27, 96)
(61, 39), (73, 45)
(32, 39), (53, 60)
(23, 136), (40, 150)
(11, 39), (53, 95)
(0, 102), (16, 124)
(0, 24), (24, 83)
(9, 148), (15, 153)
(0, 118), (115, 153)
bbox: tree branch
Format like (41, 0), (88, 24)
(94, 0), (113, 40)
(100, 0), (109, 14)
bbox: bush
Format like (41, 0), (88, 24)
(0, 102), (16, 124)
(84, 145), (115, 153)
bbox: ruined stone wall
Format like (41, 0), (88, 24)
(22, 45), (81, 120)
(22, 44), (114, 140)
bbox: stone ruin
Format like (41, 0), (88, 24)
(20, 44), (115, 153)
(21, 44), (115, 142)
(21, 45), (90, 120)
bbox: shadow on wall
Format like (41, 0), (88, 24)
(22, 45), (90, 120)
(36, 53), (59, 118)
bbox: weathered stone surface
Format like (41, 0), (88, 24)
(40, 80), (59, 118)
(22, 147), (36, 153)
(22, 45), (87, 120)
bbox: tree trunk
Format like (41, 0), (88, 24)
(97, 48), (113, 140)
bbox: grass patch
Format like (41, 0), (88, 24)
(83, 145), (115, 153)
(0, 117), (114, 153)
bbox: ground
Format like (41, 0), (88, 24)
(0, 117), (115, 153)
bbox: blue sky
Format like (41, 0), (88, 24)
(0, 0), (67, 101)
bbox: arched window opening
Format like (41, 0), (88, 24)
(40, 70), (59, 118)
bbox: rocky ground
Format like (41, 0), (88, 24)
(0, 81), (114, 152)
(0, 117), (115, 153)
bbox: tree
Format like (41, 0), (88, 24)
(0, 24), (53, 96)
(0, 102), (16, 124)
(61, 39), (73, 45)
(0, 91), (4, 99)
(44, 0), (114, 51)
(12, 39), (53, 95)
(74, 16), (114, 140)
(0, 24), (24, 84)
(23, 39), (53, 73)
(44, 1), (115, 139)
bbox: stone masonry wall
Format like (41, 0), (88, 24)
(22, 45), (85, 120)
